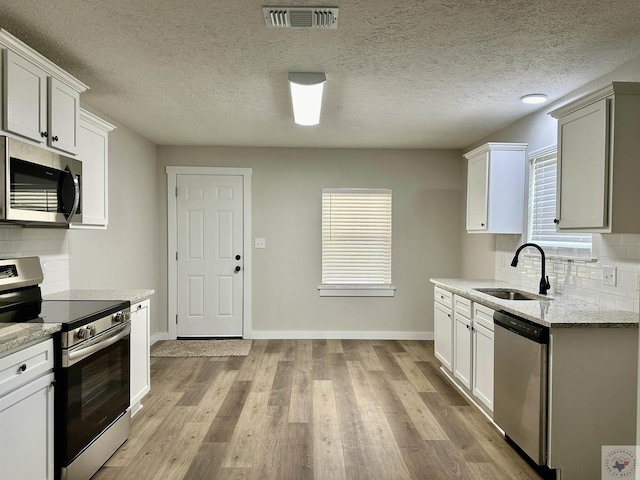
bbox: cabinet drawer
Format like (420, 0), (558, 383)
(434, 287), (452, 308)
(454, 295), (472, 318)
(0, 339), (54, 396)
(473, 303), (494, 332)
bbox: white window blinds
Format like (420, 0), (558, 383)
(528, 150), (592, 257)
(322, 188), (392, 285)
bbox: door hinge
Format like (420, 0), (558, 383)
(175, 187), (178, 197)
(176, 251), (178, 261)
(176, 314), (178, 323)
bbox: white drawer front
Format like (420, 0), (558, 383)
(0, 339), (54, 396)
(454, 294), (472, 319)
(434, 286), (452, 308)
(473, 303), (494, 332)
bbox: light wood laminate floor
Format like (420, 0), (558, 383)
(94, 340), (541, 480)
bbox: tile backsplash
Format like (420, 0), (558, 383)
(0, 227), (70, 295)
(496, 234), (640, 313)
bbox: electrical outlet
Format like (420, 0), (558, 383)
(255, 238), (266, 249)
(603, 266), (617, 287)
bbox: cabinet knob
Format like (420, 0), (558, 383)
(50, 380), (57, 388)
(480, 223), (485, 227)
(40, 131), (48, 138)
(137, 304), (142, 311)
(18, 364), (27, 373)
(553, 218), (560, 224)
(447, 314), (451, 318)
(52, 135), (59, 142)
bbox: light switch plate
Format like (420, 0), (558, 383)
(603, 266), (617, 287)
(255, 238), (266, 249)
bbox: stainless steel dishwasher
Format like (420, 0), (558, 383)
(493, 310), (549, 466)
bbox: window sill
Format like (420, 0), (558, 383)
(318, 285), (396, 297)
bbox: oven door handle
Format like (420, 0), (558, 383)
(66, 323), (130, 367)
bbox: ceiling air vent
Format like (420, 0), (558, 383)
(263, 7), (339, 29)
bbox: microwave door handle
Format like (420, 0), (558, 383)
(65, 166), (80, 221)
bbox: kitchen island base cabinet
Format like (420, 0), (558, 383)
(0, 339), (54, 480)
(130, 299), (151, 417)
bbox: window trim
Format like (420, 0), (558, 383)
(319, 187), (395, 297)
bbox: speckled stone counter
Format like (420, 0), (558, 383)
(44, 289), (155, 304)
(430, 278), (639, 328)
(0, 323), (61, 355)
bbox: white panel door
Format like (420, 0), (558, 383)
(177, 174), (244, 337)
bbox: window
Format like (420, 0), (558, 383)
(319, 188), (395, 297)
(528, 148), (592, 258)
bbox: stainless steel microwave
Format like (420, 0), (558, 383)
(0, 136), (82, 225)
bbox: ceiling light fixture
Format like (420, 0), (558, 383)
(288, 72), (326, 126)
(520, 94), (548, 104)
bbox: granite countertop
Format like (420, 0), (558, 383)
(431, 278), (639, 328)
(44, 289), (155, 304)
(0, 323), (61, 355)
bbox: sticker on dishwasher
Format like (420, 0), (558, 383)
(602, 446), (638, 479)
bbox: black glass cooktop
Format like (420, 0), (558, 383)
(0, 287), (129, 331)
(39, 300), (130, 331)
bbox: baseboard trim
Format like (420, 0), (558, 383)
(150, 332), (169, 346)
(249, 331), (434, 340)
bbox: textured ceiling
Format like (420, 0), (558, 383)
(1, 0), (640, 148)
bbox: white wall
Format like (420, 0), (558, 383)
(158, 146), (463, 338)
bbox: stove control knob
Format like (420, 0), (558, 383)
(77, 328), (88, 339)
(88, 325), (97, 336)
(113, 312), (125, 323)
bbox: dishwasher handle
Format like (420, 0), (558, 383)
(493, 310), (549, 344)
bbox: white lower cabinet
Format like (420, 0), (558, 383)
(434, 288), (495, 415)
(472, 304), (494, 411)
(130, 299), (151, 417)
(433, 286), (453, 371)
(0, 339), (55, 480)
(453, 295), (472, 389)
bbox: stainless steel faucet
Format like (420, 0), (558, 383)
(510, 243), (551, 295)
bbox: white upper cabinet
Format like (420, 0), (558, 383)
(464, 142), (527, 233)
(550, 82), (640, 233)
(72, 109), (115, 229)
(0, 29), (87, 155)
(3, 50), (47, 142)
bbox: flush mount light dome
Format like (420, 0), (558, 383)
(288, 72), (326, 126)
(520, 94), (548, 104)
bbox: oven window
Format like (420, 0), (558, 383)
(63, 333), (130, 462)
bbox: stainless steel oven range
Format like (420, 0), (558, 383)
(0, 257), (130, 480)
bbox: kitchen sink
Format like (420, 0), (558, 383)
(474, 288), (549, 301)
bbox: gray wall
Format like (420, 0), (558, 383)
(157, 147), (463, 337)
(68, 111), (159, 331)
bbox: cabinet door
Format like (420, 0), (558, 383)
(3, 50), (47, 143)
(48, 77), (79, 154)
(466, 152), (488, 231)
(556, 98), (609, 230)
(130, 299), (151, 416)
(434, 302), (453, 371)
(472, 322), (494, 411)
(453, 314), (472, 389)
(76, 115), (109, 227)
(0, 371), (54, 480)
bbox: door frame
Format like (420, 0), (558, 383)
(166, 166), (253, 340)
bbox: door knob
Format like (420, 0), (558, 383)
(235, 255), (241, 260)
(235, 266), (241, 272)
